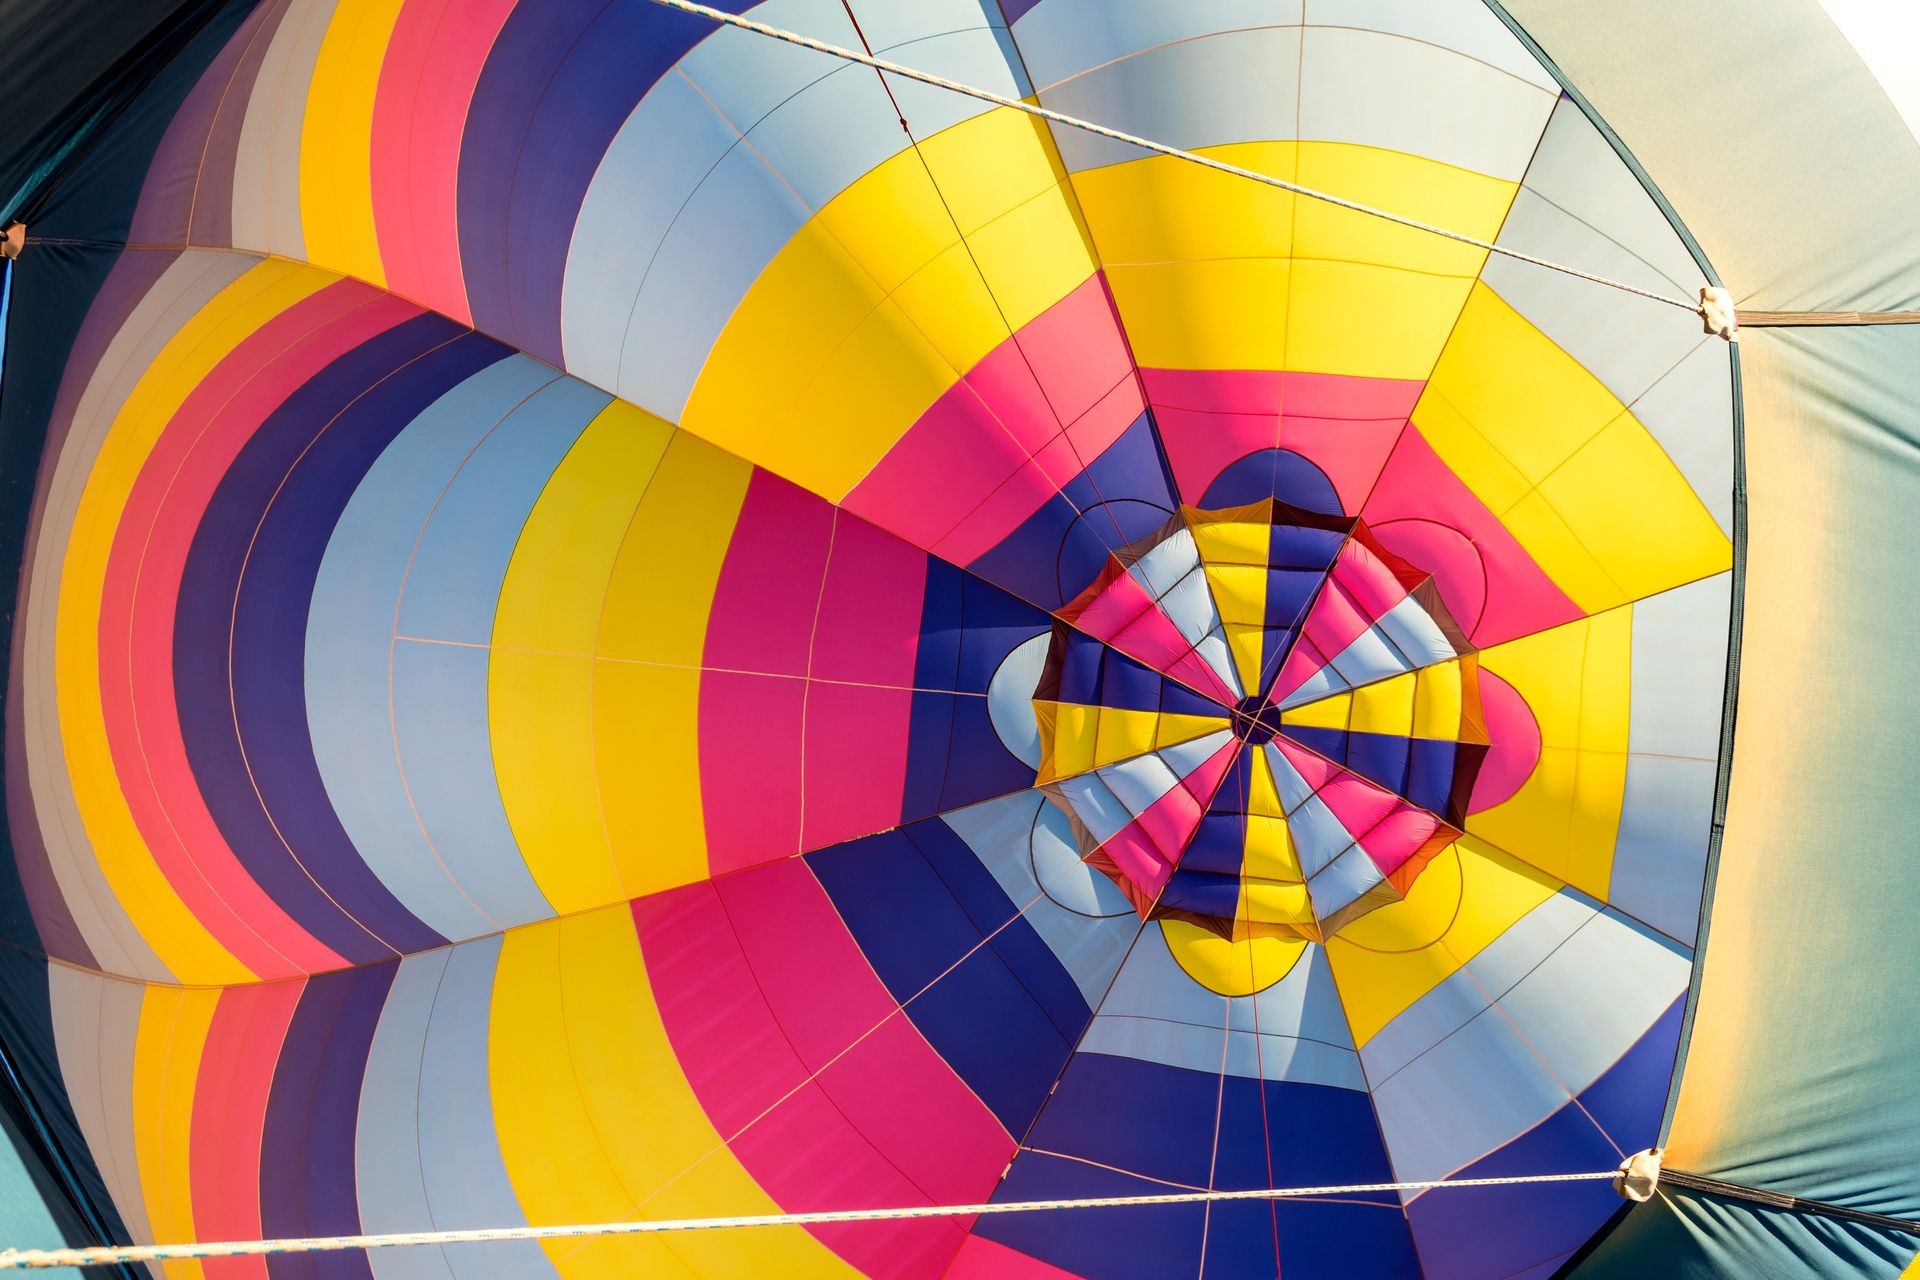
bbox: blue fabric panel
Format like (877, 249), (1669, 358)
(1404, 1003), (1685, 1280)
(1201, 447), (1341, 513)
(1405, 1096), (1624, 1280)
(969, 489), (1108, 610)
(259, 963), (394, 1280)
(808, 822), (1084, 1132)
(1406, 738), (1462, 819)
(457, 0), (751, 363)
(1282, 724), (1349, 769)
(982, 1151), (1206, 1279)
(1345, 731), (1413, 799)
(175, 315), (469, 963)
(228, 328), (500, 955)
(1026, 1052), (1219, 1187)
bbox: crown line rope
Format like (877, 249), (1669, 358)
(0, 1172), (1619, 1270)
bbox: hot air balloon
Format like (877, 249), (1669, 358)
(0, 0), (1915, 1277)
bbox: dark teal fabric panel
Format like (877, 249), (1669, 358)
(1570, 326), (1920, 1277)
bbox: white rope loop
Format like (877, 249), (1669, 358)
(0, 1172), (1618, 1270)
(644, 0), (1701, 315)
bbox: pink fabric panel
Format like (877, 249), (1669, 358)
(1018, 273), (1135, 422)
(1273, 738), (1337, 795)
(1144, 369), (1283, 504)
(1099, 823), (1175, 899)
(1155, 404), (1280, 504)
(704, 471), (834, 676)
(699, 672), (805, 874)
(1279, 415), (1408, 514)
(842, 382), (1031, 554)
(847, 275), (1128, 559)
(190, 979), (305, 1280)
(1182, 737), (1240, 806)
(369, 0), (517, 324)
(636, 867), (1011, 1279)
(1359, 805), (1441, 877)
(946, 1234), (1087, 1279)
(634, 884), (970, 1278)
(810, 515), (926, 687)
(1315, 769), (1400, 839)
(1143, 368), (1417, 508)
(1069, 571), (1156, 641)
(1062, 375), (1146, 465)
(1331, 541), (1411, 624)
(1281, 371), (1423, 420)
(100, 281), (402, 978)
(1360, 429), (1581, 647)
(934, 459), (1062, 569)
(1292, 582), (1373, 684)
(1468, 671), (1542, 813)
(801, 682), (911, 854)
(1134, 780), (1203, 859)
(1370, 518), (1490, 636)
(1268, 636), (1331, 707)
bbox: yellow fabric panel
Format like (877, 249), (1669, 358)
(491, 910), (855, 1278)
(1282, 690), (1352, 732)
(1534, 413), (1733, 602)
(596, 432), (750, 666)
(1104, 258), (1292, 372)
(1291, 143), (1509, 279)
(1071, 143), (1298, 264)
(1349, 671), (1417, 737)
(682, 108), (1090, 501)
(56, 259), (329, 983)
(961, 179), (1101, 326)
(298, 0), (405, 289)
(1286, 259), (1475, 381)
(1240, 879), (1314, 935)
(1242, 817), (1300, 884)
(1408, 386), (1532, 515)
(1036, 703), (1097, 783)
(1162, 920), (1307, 996)
(1073, 142), (1513, 375)
(1205, 563), (1267, 689)
(1094, 706), (1159, 767)
(1412, 663), (1463, 739)
(1205, 564), (1266, 623)
(1158, 712), (1230, 751)
(1414, 283), (1728, 611)
(131, 985), (218, 1280)
(489, 649), (622, 914)
(1226, 624), (1267, 694)
(1192, 519), (1269, 566)
(1500, 489), (1629, 612)
(494, 401), (672, 654)
(1249, 747), (1284, 820)
(1469, 608), (1632, 897)
(1326, 838), (1561, 1044)
(885, 240), (1008, 372)
(593, 662), (708, 899)
(1418, 284), (1623, 482)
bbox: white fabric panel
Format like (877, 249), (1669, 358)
(1037, 27), (1302, 173)
(1297, 26), (1557, 181)
(987, 632), (1050, 768)
(1629, 571), (1732, 760)
(1626, 336), (1738, 535)
(1009, 0), (1305, 92)
(1305, 0), (1560, 92)
(1157, 728), (1234, 779)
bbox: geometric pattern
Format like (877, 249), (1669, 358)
(1032, 502), (1490, 941)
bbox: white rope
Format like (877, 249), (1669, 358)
(0, 1172), (1617, 1270)
(645, 0), (1701, 315)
